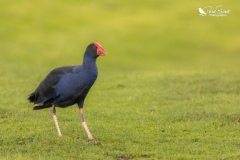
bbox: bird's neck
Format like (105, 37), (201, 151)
(82, 56), (97, 71)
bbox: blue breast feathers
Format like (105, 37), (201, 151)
(52, 67), (98, 103)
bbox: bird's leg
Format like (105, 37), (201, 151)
(51, 105), (62, 137)
(79, 108), (94, 140)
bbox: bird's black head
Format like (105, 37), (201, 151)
(85, 42), (107, 58)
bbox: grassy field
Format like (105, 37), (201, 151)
(1, 0), (240, 159)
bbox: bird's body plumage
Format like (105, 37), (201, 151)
(28, 43), (101, 110)
(28, 64), (98, 110)
(28, 43), (98, 110)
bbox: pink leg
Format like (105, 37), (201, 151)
(51, 105), (62, 137)
(79, 108), (94, 140)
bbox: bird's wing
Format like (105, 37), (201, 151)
(32, 66), (75, 104)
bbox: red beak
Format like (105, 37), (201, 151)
(94, 42), (107, 56)
(97, 47), (107, 56)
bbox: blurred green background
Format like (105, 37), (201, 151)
(1, 0), (239, 74)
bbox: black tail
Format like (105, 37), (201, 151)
(28, 92), (36, 103)
(28, 92), (52, 110)
(33, 105), (51, 110)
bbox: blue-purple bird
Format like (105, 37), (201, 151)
(28, 42), (107, 140)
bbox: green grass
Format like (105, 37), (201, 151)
(1, 0), (240, 159)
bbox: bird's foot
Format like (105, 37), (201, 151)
(88, 136), (94, 141)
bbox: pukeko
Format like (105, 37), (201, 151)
(28, 42), (107, 140)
